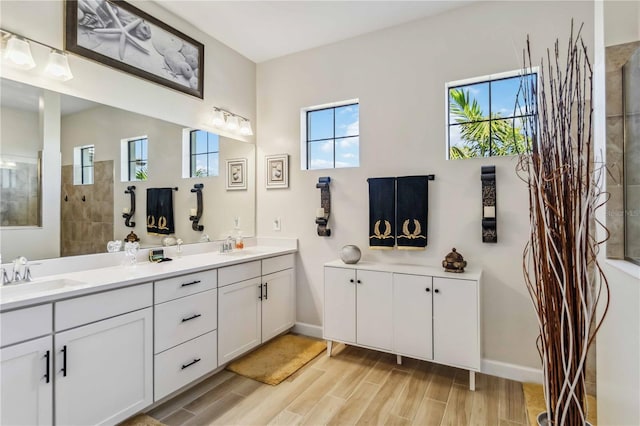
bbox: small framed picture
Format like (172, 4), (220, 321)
(226, 158), (247, 190)
(265, 154), (289, 189)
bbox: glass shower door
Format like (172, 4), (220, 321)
(624, 47), (640, 265)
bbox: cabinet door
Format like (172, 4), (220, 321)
(218, 277), (262, 365)
(356, 270), (393, 350)
(393, 274), (433, 360)
(323, 267), (356, 343)
(261, 268), (295, 342)
(55, 308), (153, 426)
(433, 277), (479, 370)
(1, 336), (52, 426)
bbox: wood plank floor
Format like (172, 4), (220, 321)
(148, 343), (529, 426)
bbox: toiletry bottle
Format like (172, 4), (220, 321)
(235, 231), (244, 249)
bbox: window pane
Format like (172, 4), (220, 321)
(191, 130), (207, 154)
(136, 139), (147, 161)
(448, 82), (489, 125)
(335, 136), (359, 168)
(207, 133), (219, 153)
(308, 109), (334, 141)
(207, 153), (219, 176)
(448, 124), (487, 159)
(193, 154), (208, 177)
(491, 118), (531, 156)
(82, 147), (94, 166)
(491, 76), (523, 119)
(308, 140), (334, 170)
(83, 166), (93, 184)
(335, 104), (359, 138)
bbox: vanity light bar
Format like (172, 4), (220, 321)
(1, 28), (74, 81)
(212, 107), (253, 136)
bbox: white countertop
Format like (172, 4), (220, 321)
(324, 259), (483, 281)
(0, 245), (296, 312)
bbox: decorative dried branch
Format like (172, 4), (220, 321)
(516, 21), (610, 426)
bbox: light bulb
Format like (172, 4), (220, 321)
(239, 120), (253, 136)
(44, 50), (73, 81)
(226, 115), (240, 131)
(212, 109), (225, 127)
(4, 36), (35, 70)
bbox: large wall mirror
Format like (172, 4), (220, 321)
(0, 78), (255, 262)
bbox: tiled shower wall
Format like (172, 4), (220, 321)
(61, 160), (114, 257)
(623, 48), (640, 261)
(0, 161), (40, 226)
(605, 41), (640, 259)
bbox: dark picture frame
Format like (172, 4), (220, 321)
(65, 0), (204, 98)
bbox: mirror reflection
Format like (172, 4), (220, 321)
(0, 78), (255, 262)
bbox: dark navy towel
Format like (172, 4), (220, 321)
(396, 176), (428, 250)
(368, 177), (396, 249)
(147, 188), (175, 235)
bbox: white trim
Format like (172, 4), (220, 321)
(292, 322), (323, 339)
(481, 358), (543, 384)
(605, 259), (640, 279)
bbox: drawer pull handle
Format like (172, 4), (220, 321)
(181, 314), (202, 322)
(181, 358), (201, 370)
(44, 350), (50, 383)
(181, 280), (201, 287)
(60, 346), (67, 377)
(259, 284), (263, 300)
(264, 282), (268, 300)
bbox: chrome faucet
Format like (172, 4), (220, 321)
(3, 257), (32, 285)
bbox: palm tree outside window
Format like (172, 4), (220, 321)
(447, 71), (537, 159)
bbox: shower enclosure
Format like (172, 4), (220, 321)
(624, 47), (640, 265)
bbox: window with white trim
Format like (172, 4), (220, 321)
(181, 129), (219, 178)
(301, 100), (359, 170)
(73, 144), (94, 185)
(119, 136), (148, 182)
(446, 70), (537, 159)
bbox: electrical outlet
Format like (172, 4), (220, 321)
(273, 217), (281, 231)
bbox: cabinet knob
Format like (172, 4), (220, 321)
(425, 288), (431, 292)
(357, 280), (361, 284)
(434, 289), (440, 293)
(349, 279), (354, 283)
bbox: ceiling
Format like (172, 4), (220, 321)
(1, 79), (99, 115)
(158, 1), (474, 63)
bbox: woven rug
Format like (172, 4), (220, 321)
(523, 383), (597, 426)
(226, 334), (326, 385)
(118, 414), (166, 426)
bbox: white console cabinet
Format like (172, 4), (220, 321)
(324, 261), (481, 390)
(218, 254), (295, 365)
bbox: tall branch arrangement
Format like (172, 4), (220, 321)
(517, 23), (609, 425)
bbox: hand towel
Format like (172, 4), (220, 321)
(368, 177), (396, 249)
(147, 188), (175, 235)
(396, 176), (428, 250)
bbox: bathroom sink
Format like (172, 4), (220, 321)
(219, 248), (266, 257)
(0, 278), (85, 299)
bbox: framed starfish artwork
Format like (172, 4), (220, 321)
(65, 0), (204, 98)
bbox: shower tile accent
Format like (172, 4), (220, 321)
(605, 41), (640, 259)
(61, 160), (114, 257)
(0, 161), (40, 227)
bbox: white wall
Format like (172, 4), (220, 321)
(256, 1), (594, 373)
(595, 2), (640, 425)
(0, 108), (40, 158)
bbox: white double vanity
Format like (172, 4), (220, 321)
(0, 241), (296, 426)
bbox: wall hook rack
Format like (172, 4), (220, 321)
(123, 186), (136, 228)
(481, 166), (497, 243)
(316, 176), (331, 237)
(190, 183), (204, 231)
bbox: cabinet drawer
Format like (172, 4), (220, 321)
(154, 289), (217, 353)
(154, 269), (217, 304)
(154, 330), (217, 401)
(262, 254), (294, 275)
(55, 284), (152, 332)
(218, 261), (261, 287)
(1, 304), (52, 347)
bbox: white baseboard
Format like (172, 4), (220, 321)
(482, 359), (543, 384)
(292, 322), (323, 338)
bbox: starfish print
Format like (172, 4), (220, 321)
(92, 1), (149, 60)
